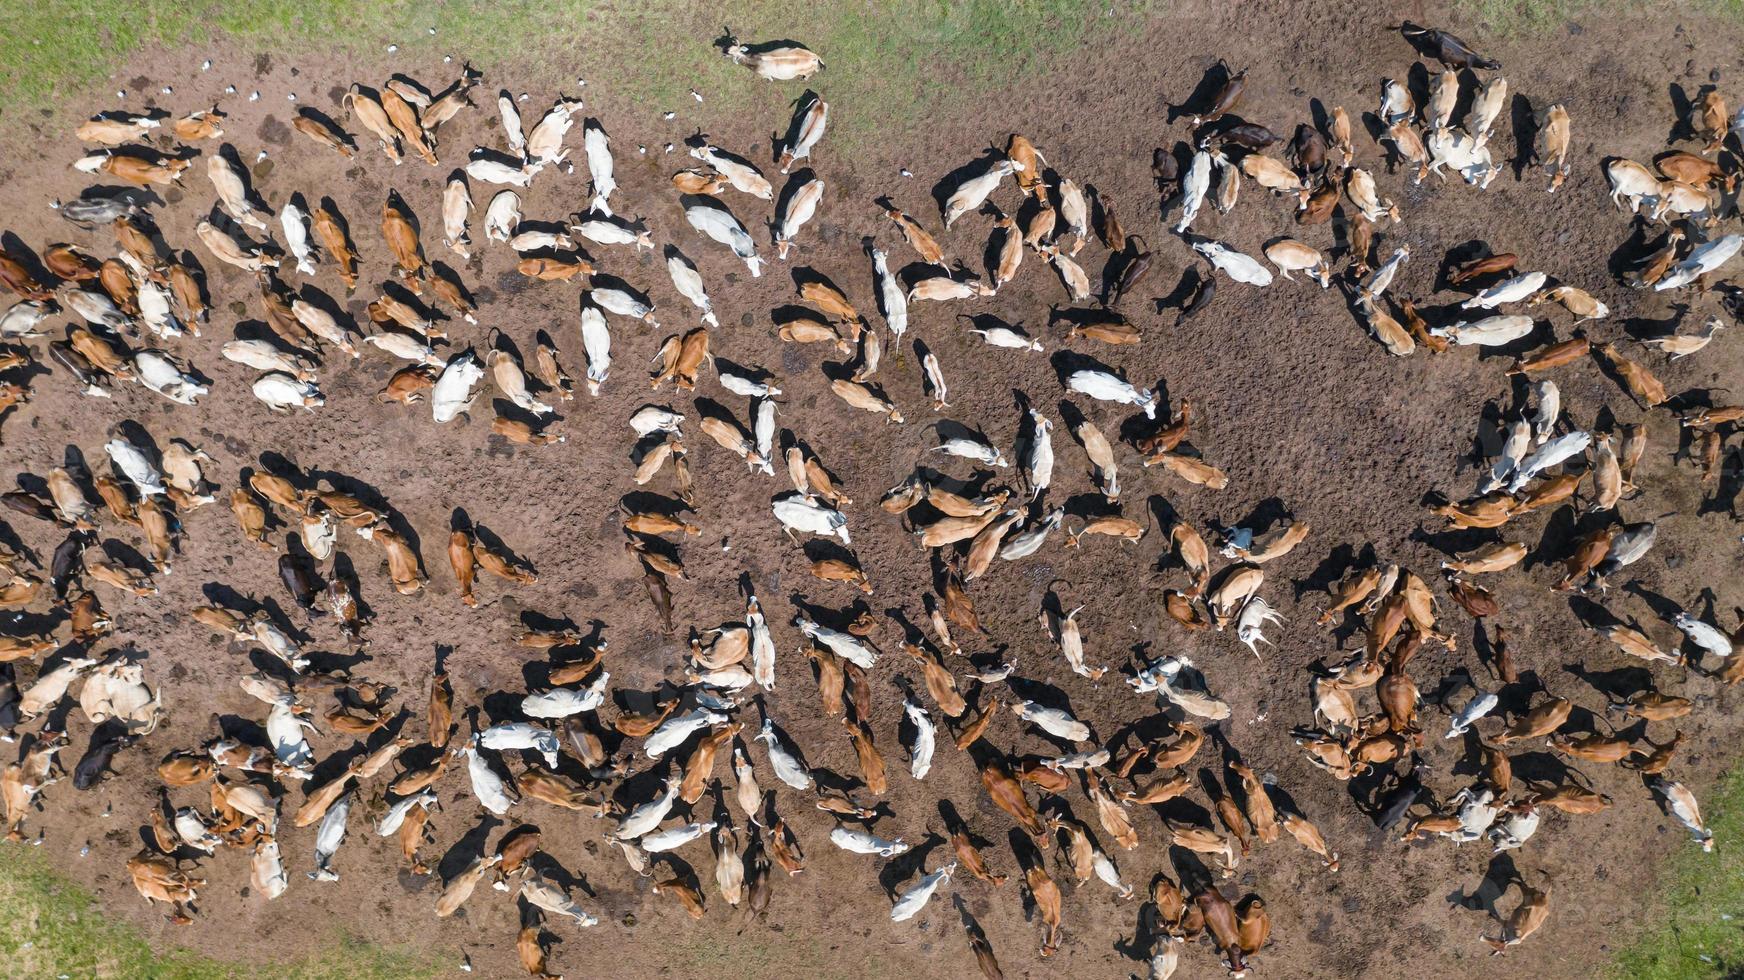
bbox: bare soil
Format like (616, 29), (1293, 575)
(3, 2), (1744, 978)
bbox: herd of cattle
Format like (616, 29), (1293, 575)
(0, 21), (1740, 979)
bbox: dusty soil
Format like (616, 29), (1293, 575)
(3, 1), (1744, 977)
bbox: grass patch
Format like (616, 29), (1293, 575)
(0, 847), (433, 979)
(0, 1), (1135, 146)
(1611, 766), (1744, 979)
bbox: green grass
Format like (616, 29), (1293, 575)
(1611, 766), (1744, 979)
(0, 1), (1133, 145)
(0, 847), (434, 979)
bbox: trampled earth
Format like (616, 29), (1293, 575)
(2, 3), (1744, 978)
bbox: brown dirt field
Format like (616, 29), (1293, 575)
(3, 2), (1744, 978)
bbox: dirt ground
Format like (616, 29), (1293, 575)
(4, 1), (1744, 977)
